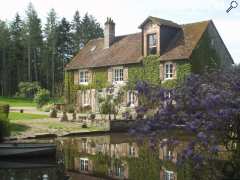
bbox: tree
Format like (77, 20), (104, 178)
(134, 66), (240, 179)
(80, 13), (103, 45)
(9, 13), (25, 94)
(25, 2), (43, 82)
(71, 10), (82, 55)
(44, 8), (58, 96)
(0, 21), (11, 96)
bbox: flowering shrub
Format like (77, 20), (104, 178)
(133, 66), (240, 179)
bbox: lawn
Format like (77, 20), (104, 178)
(9, 112), (48, 120)
(0, 96), (35, 107)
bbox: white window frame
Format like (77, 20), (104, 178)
(164, 170), (175, 180)
(79, 70), (89, 84)
(164, 63), (173, 80)
(80, 158), (89, 171)
(113, 66), (124, 83)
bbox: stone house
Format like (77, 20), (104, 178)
(65, 16), (234, 113)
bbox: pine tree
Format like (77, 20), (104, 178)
(44, 8), (58, 95)
(71, 10), (82, 55)
(25, 2), (43, 82)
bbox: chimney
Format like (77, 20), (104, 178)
(104, 17), (115, 48)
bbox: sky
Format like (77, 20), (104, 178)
(0, 0), (239, 63)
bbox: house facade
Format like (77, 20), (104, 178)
(65, 16), (233, 113)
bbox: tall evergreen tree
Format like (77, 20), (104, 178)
(0, 21), (11, 96)
(71, 10), (82, 55)
(44, 8), (58, 95)
(9, 13), (25, 93)
(25, 2), (43, 82)
(81, 13), (103, 45)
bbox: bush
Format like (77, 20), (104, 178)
(16, 81), (41, 98)
(49, 108), (58, 118)
(0, 104), (10, 118)
(41, 103), (54, 112)
(0, 113), (10, 142)
(34, 89), (50, 108)
(65, 104), (75, 113)
(90, 113), (96, 120)
(82, 124), (88, 128)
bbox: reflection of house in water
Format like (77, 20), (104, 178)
(61, 135), (186, 180)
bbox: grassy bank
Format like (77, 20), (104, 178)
(0, 96), (35, 107)
(9, 112), (48, 120)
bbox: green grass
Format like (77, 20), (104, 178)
(9, 112), (48, 121)
(0, 96), (35, 107)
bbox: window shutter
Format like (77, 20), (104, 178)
(123, 67), (128, 81)
(173, 63), (177, 79)
(108, 67), (113, 83)
(74, 70), (79, 85)
(159, 63), (164, 81)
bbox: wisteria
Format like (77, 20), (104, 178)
(133, 66), (240, 179)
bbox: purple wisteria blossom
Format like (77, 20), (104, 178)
(133, 66), (240, 179)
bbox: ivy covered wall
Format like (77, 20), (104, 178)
(190, 31), (221, 74)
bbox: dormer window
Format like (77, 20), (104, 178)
(147, 33), (157, 55)
(79, 70), (89, 84)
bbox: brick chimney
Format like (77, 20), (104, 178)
(104, 17), (115, 48)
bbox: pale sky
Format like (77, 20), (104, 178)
(0, 0), (239, 63)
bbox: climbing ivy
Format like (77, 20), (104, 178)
(127, 143), (161, 180)
(64, 68), (109, 104)
(190, 31), (221, 74)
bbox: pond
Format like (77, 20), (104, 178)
(0, 133), (224, 180)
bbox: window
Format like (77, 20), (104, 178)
(79, 70), (89, 84)
(164, 150), (173, 161)
(113, 67), (124, 82)
(163, 170), (175, 180)
(147, 33), (157, 55)
(164, 63), (173, 80)
(129, 146), (136, 156)
(80, 158), (89, 171)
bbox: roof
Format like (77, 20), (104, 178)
(139, 16), (181, 29)
(65, 19), (210, 70)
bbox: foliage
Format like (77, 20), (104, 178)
(65, 104), (75, 113)
(0, 112), (10, 141)
(91, 152), (110, 177)
(41, 103), (54, 112)
(16, 81), (41, 98)
(0, 3), (103, 97)
(0, 104), (10, 117)
(128, 142), (161, 180)
(190, 31), (221, 74)
(134, 66), (240, 179)
(34, 88), (50, 108)
(49, 108), (58, 118)
(98, 87), (124, 120)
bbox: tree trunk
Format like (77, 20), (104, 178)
(28, 44), (31, 82)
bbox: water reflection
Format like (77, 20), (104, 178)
(59, 133), (188, 180)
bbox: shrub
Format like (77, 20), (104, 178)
(41, 103), (54, 112)
(82, 124), (88, 128)
(49, 108), (58, 118)
(16, 81), (41, 98)
(90, 113), (96, 120)
(34, 89), (50, 108)
(0, 113), (10, 142)
(0, 104), (10, 118)
(65, 104), (75, 113)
